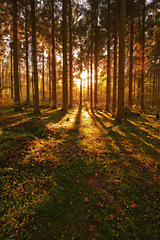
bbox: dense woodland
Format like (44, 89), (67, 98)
(0, 0), (160, 119)
(0, 1), (160, 239)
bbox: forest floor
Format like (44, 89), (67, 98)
(0, 104), (160, 240)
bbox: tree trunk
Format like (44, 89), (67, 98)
(30, 0), (40, 115)
(25, 2), (30, 105)
(48, 44), (51, 102)
(10, 44), (14, 99)
(62, 0), (68, 113)
(69, 0), (73, 108)
(128, 0), (134, 108)
(116, 0), (126, 121)
(80, 61), (82, 107)
(94, 1), (99, 110)
(141, 0), (145, 111)
(42, 44), (45, 101)
(112, 0), (118, 114)
(106, 0), (111, 112)
(51, 0), (56, 109)
(0, 61), (2, 98)
(90, 1), (93, 112)
(12, 0), (21, 111)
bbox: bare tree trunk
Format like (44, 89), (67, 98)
(30, 0), (40, 115)
(62, 0), (68, 113)
(0, 61), (2, 98)
(141, 0), (145, 111)
(112, 0), (118, 114)
(90, 0), (93, 112)
(116, 0), (126, 121)
(42, 44), (45, 101)
(25, 2), (30, 105)
(10, 44), (14, 99)
(94, 1), (99, 110)
(13, 0), (21, 111)
(51, 0), (56, 109)
(48, 44), (51, 102)
(128, 0), (134, 108)
(106, 0), (111, 112)
(69, 0), (73, 108)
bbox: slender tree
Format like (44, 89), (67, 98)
(62, 0), (68, 112)
(106, 0), (111, 112)
(141, 0), (145, 111)
(69, 0), (73, 108)
(128, 0), (134, 108)
(25, 2), (30, 104)
(51, 0), (56, 109)
(112, 0), (118, 114)
(12, 0), (21, 111)
(116, 0), (126, 121)
(94, 1), (99, 110)
(30, 0), (40, 114)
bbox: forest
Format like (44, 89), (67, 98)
(0, 0), (160, 239)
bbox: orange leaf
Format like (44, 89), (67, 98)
(85, 197), (89, 202)
(131, 203), (136, 208)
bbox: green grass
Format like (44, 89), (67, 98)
(0, 106), (160, 239)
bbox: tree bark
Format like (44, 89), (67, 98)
(12, 0), (21, 110)
(51, 0), (56, 109)
(62, 0), (68, 113)
(106, 0), (111, 112)
(25, 2), (30, 104)
(141, 0), (145, 111)
(128, 0), (134, 108)
(94, 1), (99, 110)
(30, 0), (40, 115)
(69, 0), (73, 108)
(112, 0), (118, 114)
(90, 0), (94, 112)
(116, 0), (126, 121)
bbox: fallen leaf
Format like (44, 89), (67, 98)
(85, 197), (89, 202)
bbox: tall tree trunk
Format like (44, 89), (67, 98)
(90, 0), (93, 112)
(12, 0), (21, 111)
(106, 0), (111, 112)
(42, 44), (45, 101)
(80, 60), (82, 107)
(141, 0), (145, 111)
(10, 44), (14, 99)
(94, 1), (99, 110)
(62, 0), (68, 113)
(128, 0), (134, 108)
(25, 2), (30, 104)
(30, 0), (40, 115)
(51, 0), (56, 109)
(116, 0), (126, 121)
(0, 61), (2, 98)
(48, 44), (51, 102)
(87, 57), (90, 102)
(112, 0), (118, 114)
(69, 0), (73, 108)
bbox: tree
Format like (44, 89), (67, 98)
(69, 0), (73, 108)
(51, 0), (57, 109)
(106, 0), (111, 112)
(94, 0), (99, 110)
(116, 0), (126, 121)
(112, 0), (118, 114)
(30, 0), (40, 115)
(141, 0), (145, 111)
(25, 1), (30, 104)
(128, 0), (134, 108)
(12, 0), (21, 111)
(62, 0), (68, 113)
